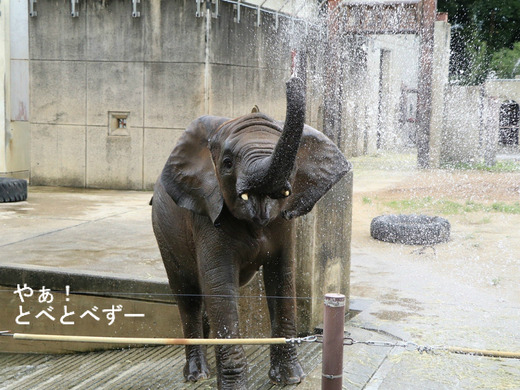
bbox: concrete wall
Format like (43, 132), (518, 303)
(0, 0), (7, 175)
(486, 79), (520, 104)
(370, 34), (420, 152)
(336, 34), (420, 157)
(29, 0), (291, 189)
(239, 172), (353, 336)
(441, 85), (500, 165)
(27, 1), (449, 182)
(295, 172), (352, 332)
(0, 0), (31, 179)
(428, 20), (451, 168)
(439, 54), (520, 168)
(441, 86), (481, 164)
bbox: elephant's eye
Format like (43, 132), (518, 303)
(222, 157), (233, 169)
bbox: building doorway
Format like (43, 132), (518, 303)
(499, 100), (519, 146)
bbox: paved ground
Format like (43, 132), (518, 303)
(0, 186), (163, 281)
(1, 155), (519, 389)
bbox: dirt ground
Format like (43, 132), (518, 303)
(345, 154), (520, 387)
(350, 154), (520, 306)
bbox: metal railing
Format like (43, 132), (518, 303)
(196, 0), (321, 29)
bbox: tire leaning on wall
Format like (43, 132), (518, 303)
(370, 214), (450, 245)
(0, 178), (28, 202)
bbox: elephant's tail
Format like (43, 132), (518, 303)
(149, 196), (153, 206)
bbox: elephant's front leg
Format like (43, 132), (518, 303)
(263, 257), (305, 385)
(176, 293), (210, 382)
(200, 258), (247, 390)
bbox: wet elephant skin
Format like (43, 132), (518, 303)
(152, 78), (351, 389)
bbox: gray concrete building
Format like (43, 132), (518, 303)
(1, 0), (456, 185)
(311, 1), (452, 168)
(26, 0), (297, 190)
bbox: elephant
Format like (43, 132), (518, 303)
(151, 77), (351, 389)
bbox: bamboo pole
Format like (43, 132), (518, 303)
(12, 333), (288, 346)
(447, 346), (520, 359)
(8, 333), (520, 359)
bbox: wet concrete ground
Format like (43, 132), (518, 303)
(1, 164), (520, 388)
(0, 187), (163, 281)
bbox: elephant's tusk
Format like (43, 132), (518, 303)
(240, 193), (249, 201)
(283, 190), (290, 197)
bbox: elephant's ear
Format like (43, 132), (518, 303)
(160, 116), (229, 223)
(282, 126), (352, 220)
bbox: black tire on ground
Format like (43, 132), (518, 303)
(0, 177), (28, 202)
(370, 214), (450, 245)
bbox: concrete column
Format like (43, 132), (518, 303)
(237, 171), (353, 337)
(481, 94), (500, 166)
(0, 0), (9, 175)
(441, 86), (482, 164)
(295, 172), (352, 333)
(416, 0), (437, 168)
(428, 18), (451, 168)
(1, 0), (30, 179)
(322, 0), (344, 146)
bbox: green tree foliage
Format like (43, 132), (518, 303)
(490, 42), (520, 79)
(437, 0), (520, 84)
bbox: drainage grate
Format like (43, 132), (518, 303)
(0, 342), (321, 389)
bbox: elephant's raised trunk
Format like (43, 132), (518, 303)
(258, 77), (306, 195)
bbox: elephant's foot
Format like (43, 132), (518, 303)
(217, 371), (248, 390)
(269, 346), (305, 385)
(269, 360), (305, 385)
(216, 345), (248, 390)
(183, 347), (210, 382)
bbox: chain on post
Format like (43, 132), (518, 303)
(343, 337), (354, 345)
(310, 332), (441, 355)
(286, 335), (318, 345)
(347, 338), (441, 354)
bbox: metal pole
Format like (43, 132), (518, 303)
(322, 293), (345, 390)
